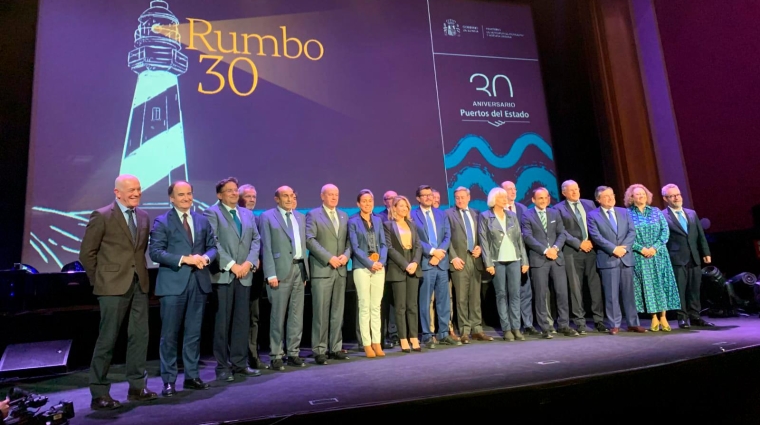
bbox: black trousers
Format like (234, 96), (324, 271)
(212, 278), (251, 374)
(673, 259), (702, 320)
(89, 277), (148, 397)
(248, 270), (265, 364)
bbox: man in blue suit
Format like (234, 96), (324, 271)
(149, 181), (218, 396)
(554, 180), (606, 334)
(502, 181), (541, 335)
(521, 188), (578, 338)
(259, 185), (309, 370)
(586, 186), (646, 334)
(411, 185), (460, 348)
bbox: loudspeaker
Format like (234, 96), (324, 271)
(0, 340), (72, 377)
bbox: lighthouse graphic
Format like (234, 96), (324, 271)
(121, 0), (189, 209)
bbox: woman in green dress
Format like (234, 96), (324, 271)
(625, 184), (681, 332)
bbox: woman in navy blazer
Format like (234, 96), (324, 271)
(478, 187), (529, 341)
(348, 189), (388, 358)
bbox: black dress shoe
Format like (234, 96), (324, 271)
(678, 319), (690, 329)
(560, 327), (579, 337)
(329, 351), (350, 360)
(381, 341), (394, 350)
(315, 354), (329, 365)
(91, 395), (122, 410)
(162, 383), (176, 397)
(251, 358), (270, 370)
(271, 358), (285, 371)
(423, 338), (436, 349)
(127, 387), (158, 401)
(287, 356), (305, 367)
(541, 331), (554, 339)
(234, 367), (262, 377)
(595, 322), (608, 333)
(691, 318), (715, 327)
(216, 371), (234, 382)
(183, 378), (210, 390)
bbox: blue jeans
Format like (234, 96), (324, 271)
(419, 267), (450, 340)
(493, 261), (522, 333)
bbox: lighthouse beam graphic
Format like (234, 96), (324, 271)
(121, 0), (188, 209)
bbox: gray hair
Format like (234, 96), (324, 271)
(238, 184), (256, 194)
(321, 183), (338, 194)
(453, 186), (470, 196)
(661, 183), (679, 196)
(561, 180), (578, 192)
(594, 186), (612, 200)
(487, 187), (507, 207)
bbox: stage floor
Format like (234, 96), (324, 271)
(4, 316), (760, 424)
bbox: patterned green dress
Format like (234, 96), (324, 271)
(629, 206), (681, 313)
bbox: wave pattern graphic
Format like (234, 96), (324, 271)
(444, 132), (554, 169)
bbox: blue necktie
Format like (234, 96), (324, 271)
(676, 210), (688, 232)
(126, 209), (137, 245)
(425, 210), (437, 246)
(573, 202), (587, 240)
(285, 211), (293, 235)
(607, 209), (617, 234)
(229, 209), (242, 235)
(462, 209), (474, 251)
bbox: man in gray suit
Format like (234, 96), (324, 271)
(446, 187), (491, 343)
(306, 184), (351, 365)
(259, 186), (309, 370)
(205, 177), (262, 381)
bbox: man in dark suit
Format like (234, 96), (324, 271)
(501, 181), (541, 335)
(661, 184), (714, 328)
(306, 184), (351, 365)
(587, 186), (646, 334)
(205, 177), (262, 382)
(411, 185), (460, 348)
(521, 188), (578, 339)
(149, 181), (218, 396)
(80, 175), (157, 410)
(446, 187), (491, 343)
(259, 186), (310, 370)
(375, 190), (399, 349)
(554, 180), (606, 334)
(237, 184), (269, 369)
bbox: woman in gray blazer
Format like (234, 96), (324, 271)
(478, 187), (529, 341)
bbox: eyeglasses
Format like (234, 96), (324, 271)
(419, 194), (434, 198)
(222, 189), (238, 194)
(665, 193), (682, 199)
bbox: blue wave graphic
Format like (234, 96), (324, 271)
(515, 165), (559, 202)
(447, 165), (498, 196)
(447, 164), (558, 209)
(444, 132), (553, 169)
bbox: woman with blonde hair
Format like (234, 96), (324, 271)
(625, 184), (680, 331)
(383, 196), (423, 352)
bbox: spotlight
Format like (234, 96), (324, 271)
(12, 263), (39, 274)
(61, 261), (85, 273)
(702, 267), (759, 317)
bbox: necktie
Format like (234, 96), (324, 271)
(285, 211), (294, 235)
(330, 210), (339, 234)
(462, 209), (474, 251)
(607, 209), (617, 234)
(229, 208), (242, 235)
(126, 209), (137, 245)
(425, 210), (437, 246)
(676, 210), (688, 232)
(573, 203), (587, 240)
(508, 205), (513, 212)
(539, 210), (547, 231)
(182, 213), (193, 243)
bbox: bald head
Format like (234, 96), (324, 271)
(383, 190), (398, 209)
(501, 180), (517, 202)
(275, 185), (296, 211)
(321, 184), (339, 209)
(114, 174), (141, 208)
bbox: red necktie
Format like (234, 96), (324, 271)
(508, 205), (513, 212)
(182, 213), (193, 243)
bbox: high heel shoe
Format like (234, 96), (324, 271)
(363, 345), (376, 358)
(650, 316), (661, 332)
(660, 319), (672, 332)
(409, 338), (421, 352)
(399, 339), (411, 353)
(371, 343), (386, 357)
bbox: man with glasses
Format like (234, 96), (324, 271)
(661, 184), (714, 328)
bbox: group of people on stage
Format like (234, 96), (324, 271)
(79, 174), (713, 409)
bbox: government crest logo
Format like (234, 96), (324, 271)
(443, 19), (460, 37)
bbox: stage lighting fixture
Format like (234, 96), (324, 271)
(61, 261), (85, 273)
(702, 267), (759, 316)
(725, 272), (758, 311)
(13, 263), (39, 274)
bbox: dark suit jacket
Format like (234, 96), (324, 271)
(410, 207), (451, 271)
(521, 208), (567, 267)
(663, 207), (711, 266)
(79, 201), (150, 296)
(348, 214), (388, 269)
(149, 209), (218, 296)
(587, 207), (635, 269)
(554, 199), (596, 254)
(445, 207), (484, 271)
(383, 220), (423, 281)
(375, 209), (390, 223)
(305, 207), (351, 278)
(506, 202), (527, 222)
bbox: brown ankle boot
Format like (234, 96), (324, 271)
(371, 343), (385, 357)
(363, 345), (376, 358)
